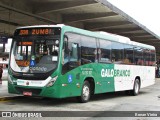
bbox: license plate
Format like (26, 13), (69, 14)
(23, 91), (32, 96)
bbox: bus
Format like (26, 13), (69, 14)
(8, 24), (156, 102)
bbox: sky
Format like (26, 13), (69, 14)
(107, 0), (160, 36)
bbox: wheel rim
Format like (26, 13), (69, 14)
(82, 85), (90, 101)
(135, 81), (139, 94)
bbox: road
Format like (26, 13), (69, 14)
(1, 79), (160, 120)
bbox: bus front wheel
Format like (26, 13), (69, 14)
(78, 81), (91, 103)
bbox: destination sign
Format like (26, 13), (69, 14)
(19, 42), (33, 46)
(14, 27), (61, 36)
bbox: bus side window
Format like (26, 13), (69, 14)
(99, 39), (111, 63)
(62, 33), (81, 74)
(111, 42), (124, 64)
(134, 47), (143, 65)
(65, 42), (79, 65)
(81, 36), (97, 65)
(124, 44), (133, 64)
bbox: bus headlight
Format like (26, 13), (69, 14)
(46, 76), (58, 87)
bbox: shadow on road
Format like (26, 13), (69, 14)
(5, 90), (149, 106)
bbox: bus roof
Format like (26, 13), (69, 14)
(16, 24), (155, 50)
(16, 24), (65, 29)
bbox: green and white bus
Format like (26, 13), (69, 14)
(8, 24), (156, 102)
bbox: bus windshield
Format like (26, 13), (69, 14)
(10, 27), (61, 79)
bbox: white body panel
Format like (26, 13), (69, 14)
(114, 64), (155, 91)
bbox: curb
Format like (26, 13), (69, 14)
(0, 96), (23, 101)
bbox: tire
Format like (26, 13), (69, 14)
(78, 81), (91, 103)
(131, 79), (140, 96)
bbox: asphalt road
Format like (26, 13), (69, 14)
(1, 79), (160, 120)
